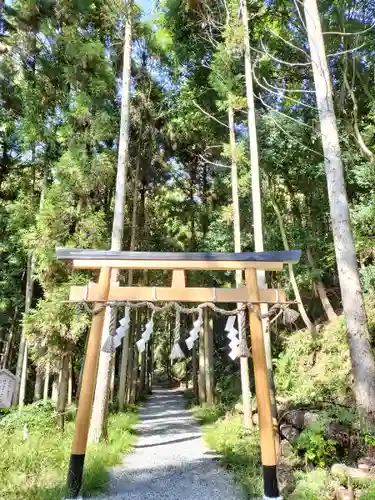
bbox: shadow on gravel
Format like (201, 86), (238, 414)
(139, 421), (197, 437)
(134, 434), (201, 449)
(140, 410), (189, 421)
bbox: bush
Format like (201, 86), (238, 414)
(289, 469), (332, 499)
(275, 317), (352, 405)
(215, 368), (242, 408)
(0, 401), (57, 434)
(192, 404), (226, 424)
(171, 359), (187, 380)
(365, 293), (375, 344)
(275, 295), (375, 407)
(296, 422), (337, 468)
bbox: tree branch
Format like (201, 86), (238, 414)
(254, 93), (315, 129)
(342, 63), (375, 163)
(197, 153), (229, 169)
(262, 75), (316, 93)
(327, 42), (366, 58)
(267, 114), (324, 157)
(267, 28), (311, 57)
(323, 23), (375, 36)
(192, 100), (229, 129)
(259, 39), (312, 67)
(251, 64), (318, 110)
(293, 0), (308, 31)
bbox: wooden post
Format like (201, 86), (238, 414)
(68, 358), (73, 406)
(171, 269), (186, 288)
(52, 374), (58, 402)
(67, 267), (111, 498)
(245, 268), (280, 499)
(34, 368), (43, 401)
(18, 342), (28, 409)
(126, 314), (135, 404)
(198, 324), (206, 404)
(149, 336), (154, 391)
(43, 362), (50, 401)
(109, 353), (116, 404)
(139, 348), (146, 394)
(204, 309), (214, 406)
(144, 341), (149, 393)
(130, 309), (141, 404)
(192, 343), (198, 404)
(240, 355), (253, 428)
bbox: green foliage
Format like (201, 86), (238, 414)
(203, 414), (263, 497)
(171, 359), (187, 380)
(289, 469), (332, 500)
(192, 404), (226, 424)
(296, 422), (338, 468)
(24, 285), (90, 369)
(0, 401), (57, 434)
(275, 317), (352, 405)
(275, 296), (375, 409)
(0, 403), (138, 500)
(361, 265), (375, 295)
(361, 483), (375, 499)
(361, 432), (375, 451)
(0, 0), (123, 376)
(215, 370), (242, 408)
(321, 406), (358, 428)
(365, 294), (375, 343)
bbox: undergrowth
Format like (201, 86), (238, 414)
(361, 483), (375, 499)
(0, 401), (138, 500)
(296, 422), (338, 468)
(190, 307), (375, 499)
(288, 469), (332, 499)
(275, 317), (353, 405)
(275, 294), (375, 407)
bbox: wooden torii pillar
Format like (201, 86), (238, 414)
(56, 248), (301, 499)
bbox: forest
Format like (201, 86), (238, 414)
(1, 0), (375, 498)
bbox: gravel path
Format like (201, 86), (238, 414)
(94, 387), (245, 500)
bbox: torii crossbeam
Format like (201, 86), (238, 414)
(57, 248), (301, 499)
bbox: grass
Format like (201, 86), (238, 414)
(191, 405), (339, 499)
(192, 405), (263, 498)
(0, 401), (138, 500)
(360, 483), (375, 499)
(288, 469), (332, 500)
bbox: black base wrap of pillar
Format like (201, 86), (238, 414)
(67, 453), (85, 498)
(263, 464), (279, 498)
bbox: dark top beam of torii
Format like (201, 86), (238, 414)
(56, 247), (301, 271)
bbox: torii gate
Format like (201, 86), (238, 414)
(56, 248), (301, 500)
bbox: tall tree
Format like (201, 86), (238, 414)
(240, 0), (277, 418)
(228, 104), (252, 427)
(15, 254), (34, 406)
(89, 0), (134, 442)
(303, 0), (375, 422)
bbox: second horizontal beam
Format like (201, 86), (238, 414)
(69, 285), (286, 304)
